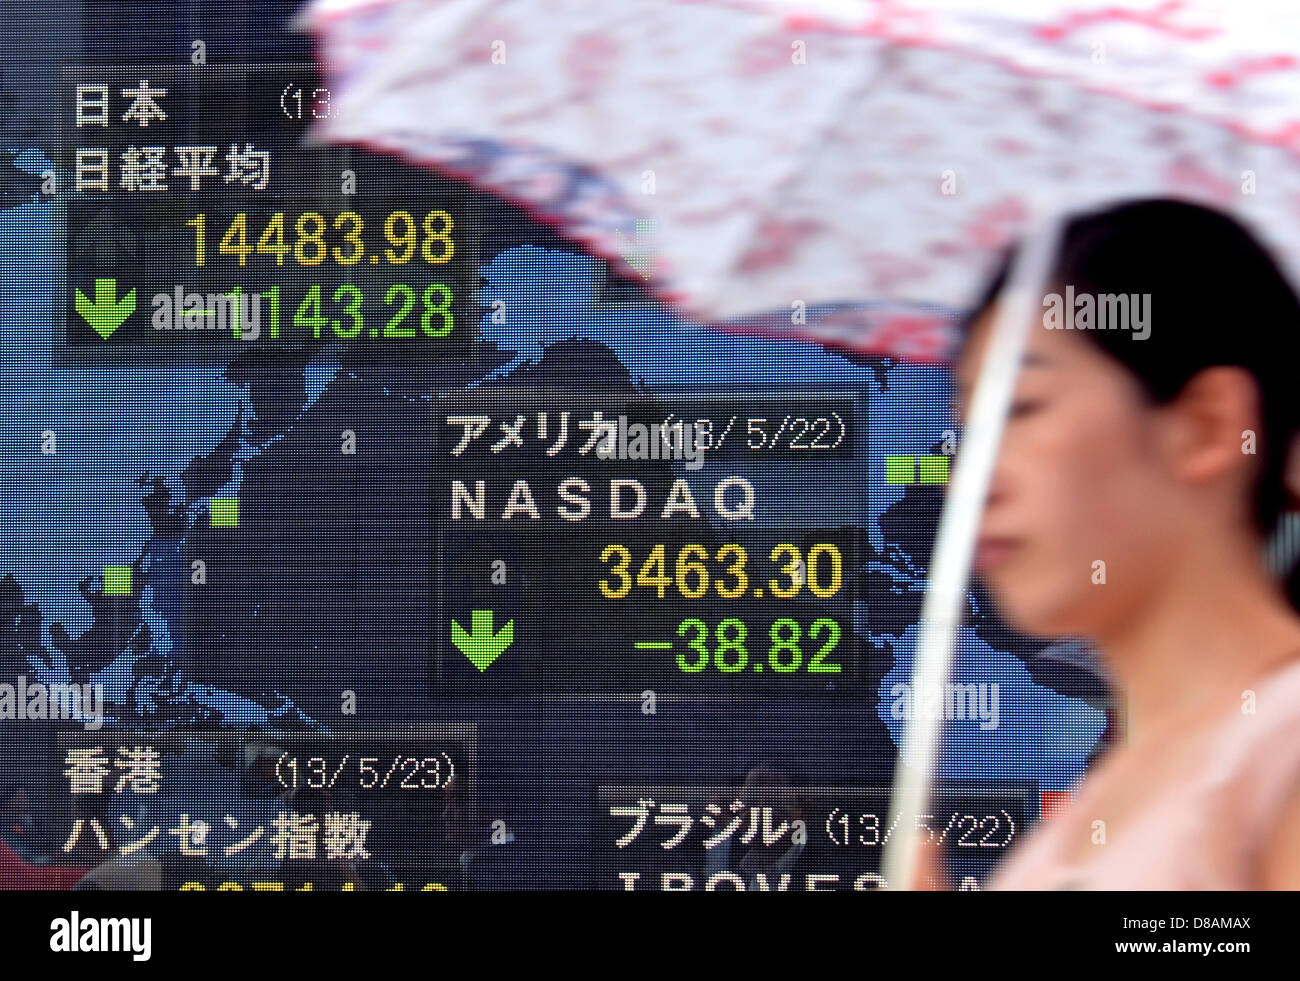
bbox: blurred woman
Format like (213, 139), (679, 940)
(956, 199), (1300, 889)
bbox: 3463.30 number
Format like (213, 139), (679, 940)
(599, 543), (843, 600)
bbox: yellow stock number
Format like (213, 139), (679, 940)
(186, 210), (455, 267)
(598, 543), (841, 600)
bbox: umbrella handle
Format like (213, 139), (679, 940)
(881, 211), (1063, 890)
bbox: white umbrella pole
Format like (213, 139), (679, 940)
(881, 211), (1064, 890)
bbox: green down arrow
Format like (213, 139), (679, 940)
(451, 610), (513, 672)
(74, 277), (136, 339)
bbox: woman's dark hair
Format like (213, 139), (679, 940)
(966, 198), (1300, 604)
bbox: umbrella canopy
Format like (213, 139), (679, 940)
(302, 0), (1300, 358)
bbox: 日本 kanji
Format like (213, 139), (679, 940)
(120, 78), (168, 127)
(75, 84), (109, 127)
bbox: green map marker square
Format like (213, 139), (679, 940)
(211, 498), (239, 528)
(104, 566), (132, 595)
(885, 455), (915, 484)
(918, 455), (950, 484)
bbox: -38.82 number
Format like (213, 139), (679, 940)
(675, 617), (842, 674)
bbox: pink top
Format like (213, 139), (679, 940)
(989, 658), (1300, 890)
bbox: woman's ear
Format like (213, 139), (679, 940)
(1165, 366), (1261, 485)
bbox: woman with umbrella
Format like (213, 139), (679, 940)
(947, 198), (1300, 889)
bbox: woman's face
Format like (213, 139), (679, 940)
(957, 306), (1184, 640)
